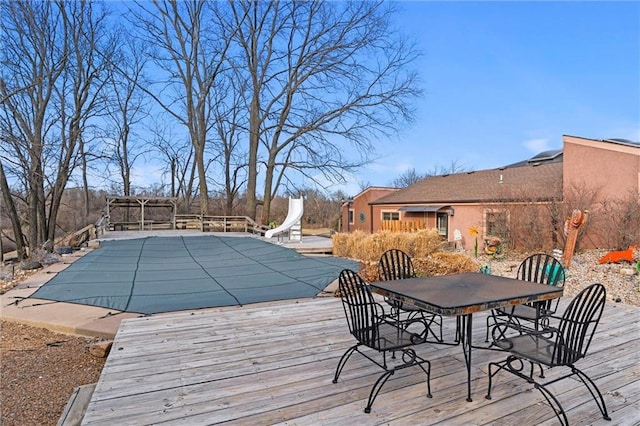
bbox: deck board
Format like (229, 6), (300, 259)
(82, 296), (639, 425)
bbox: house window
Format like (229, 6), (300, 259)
(348, 209), (354, 225)
(382, 211), (400, 221)
(485, 210), (508, 238)
(436, 212), (448, 236)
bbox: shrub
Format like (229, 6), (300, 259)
(333, 229), (478, 278)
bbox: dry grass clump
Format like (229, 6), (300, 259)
(358, 261), (379, 282)
(412, 229), (444, 258)
(413, 252), (478, 276)
(331, 232), (351, 258)
(333, 229), (479, 279)
(332, 229), (442, 263)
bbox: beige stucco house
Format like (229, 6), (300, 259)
(340, 135), (640, 250)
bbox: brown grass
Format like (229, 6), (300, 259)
(333, 229), (479, 281)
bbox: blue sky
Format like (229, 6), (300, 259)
(343, 1), (640, 194)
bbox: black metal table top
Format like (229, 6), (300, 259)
(369, 272), (563, 316)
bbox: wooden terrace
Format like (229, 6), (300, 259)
(81, 296), (639, 425)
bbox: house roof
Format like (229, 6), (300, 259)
(371, 162), (563, 205)
(503, 149), (563, 168)
(564, 134), (640, 148)
(343, 186), (398, 205)
(603, 138), (640, 147)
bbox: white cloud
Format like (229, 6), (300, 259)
(522, 138), (552, 154)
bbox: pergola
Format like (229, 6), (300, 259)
(106, 196), (178, 230)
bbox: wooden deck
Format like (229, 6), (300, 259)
(82, 296), (639, 425)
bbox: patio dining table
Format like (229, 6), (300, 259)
(369, 272), (563, 402)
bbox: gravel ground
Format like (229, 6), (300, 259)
(0, 249), (638, 426)
(0, 321), (106, 426)
(485, 249), (640, 306)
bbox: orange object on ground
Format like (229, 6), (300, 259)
(598, 246), (638, 264)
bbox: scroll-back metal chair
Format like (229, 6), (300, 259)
(486, 253), (566, 341)
(333, 269), (432, 413)
(486, 283), (610, 425)
(378, 249), (443, 342)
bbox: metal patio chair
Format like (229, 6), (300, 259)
(333, 269), (432, 413)
(486, 253), (566, 341)
(486, 283), (610, 425)
(378, 249), (443, 342)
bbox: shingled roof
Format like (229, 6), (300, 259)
(371, 161), (563, 205)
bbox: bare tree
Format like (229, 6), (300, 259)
(152, 127), (198, 212)
(426, 159), (467, 177)
(227, 1), (421, 223)
(47, 1), (112, 244)
(391, 168), (427, 188)
(209, 71), (248, 215)
(127, 0), (233, 215)
(102, 35), (150, 197)
(590, 189), (640, 250)
(391, 160), (467, 188)
(548, 181), (600, 250)
(1, 1), (64, 250)
(1, 1), (111, 252)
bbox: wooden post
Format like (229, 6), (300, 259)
(562, 209), (587, 268)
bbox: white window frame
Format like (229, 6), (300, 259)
(381, 211), (400, 221)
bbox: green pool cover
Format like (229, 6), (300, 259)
(30, 236), (358, 315)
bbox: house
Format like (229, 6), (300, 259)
(340, 135), (640, 250)
(341, 186), (398, 232)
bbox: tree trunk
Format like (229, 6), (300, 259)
(261, 157), (275, 224)
(246, 95), (259, 220)
(195, 144), (209, 215)
(0, 162), (27, 259)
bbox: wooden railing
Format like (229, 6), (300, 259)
(108, 215), (270, 235)
(175, 215), (270, 235)
(381, 220), (426, 232)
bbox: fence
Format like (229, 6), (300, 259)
(381, 220), (426, 232)
(107, 215), (269, 235)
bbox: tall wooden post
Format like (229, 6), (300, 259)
(562, 209), (588, 268)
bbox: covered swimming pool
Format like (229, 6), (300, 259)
(30, 235), (357, 315)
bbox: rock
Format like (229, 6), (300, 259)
(89, 341), (113, 358)
(56, 246), (73, 255)
(619, 268), (637, 276)
(21, 260), (42, 270)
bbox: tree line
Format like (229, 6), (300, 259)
(1, 0), (421, 258)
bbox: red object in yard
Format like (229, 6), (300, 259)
(598, 246), (638, 264)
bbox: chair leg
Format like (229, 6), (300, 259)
(485, 311), (495, 342)
(571, 366), (611, 421)
(486, 310), (511, 343)
(365, 370), (395, 413)
(365, 351), (432, 414)
(426, 314), (443, 342)
(333, 344), (359, 384)
(486, 358), (511, 400)
(530, 381), (569, 426)
(487, 357), (610, 425)
(486, 356), (535, 400)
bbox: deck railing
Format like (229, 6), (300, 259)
(108, 215), (270, 235)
